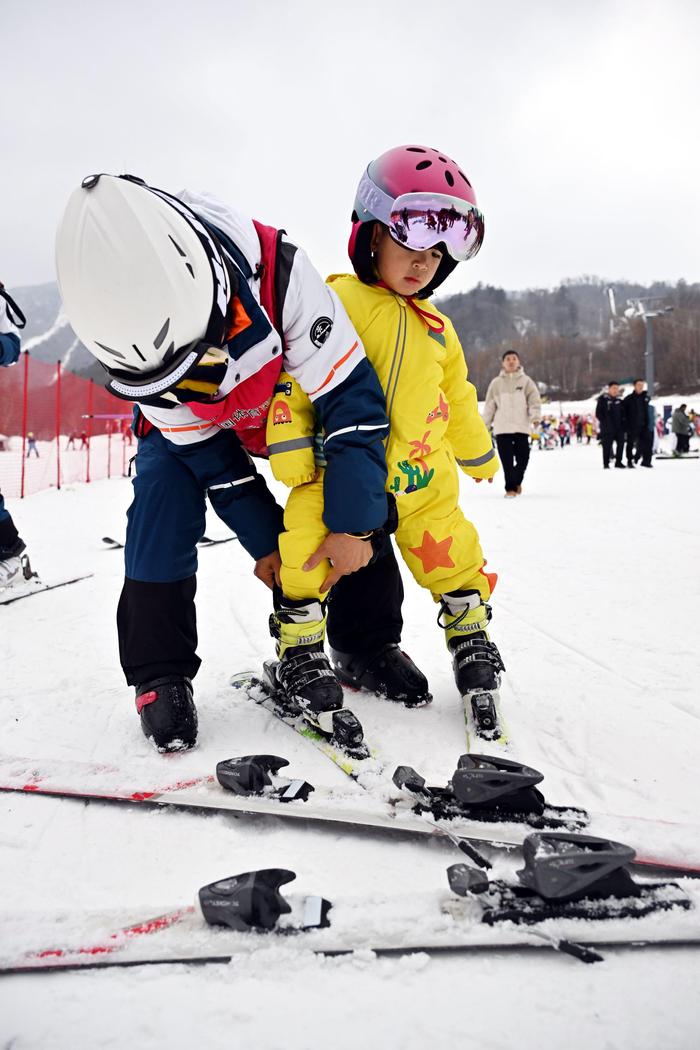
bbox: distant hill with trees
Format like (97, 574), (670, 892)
(438, 277), (700, 398)
(10, 276), (700, 399)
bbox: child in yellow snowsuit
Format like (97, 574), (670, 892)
(267, 145), (506, 735)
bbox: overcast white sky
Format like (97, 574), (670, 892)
(2, 0), (699, 294)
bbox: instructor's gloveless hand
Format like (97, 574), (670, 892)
(303, 532), (372, 593)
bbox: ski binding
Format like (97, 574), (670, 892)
(393, 753), (588, 830)
(446, 831), (692, 961)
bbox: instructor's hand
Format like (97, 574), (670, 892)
(254, 550), (282, 590)
(304, 532), (372, 593)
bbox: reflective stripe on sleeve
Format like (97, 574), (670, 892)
(208, 476), (255, 490)
(455, 448), (496, 467)
(324, 423), (389, 445)
(267, 436), (315, 455)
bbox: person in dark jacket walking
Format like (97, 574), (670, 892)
(595, 382), (626, 469)
(623, 379), (654, 468)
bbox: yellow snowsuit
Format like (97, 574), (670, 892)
(267, 276), (499, 602)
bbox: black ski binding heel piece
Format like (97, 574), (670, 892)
(393, 754), (589, 829)
(216, 755), (314, 803)
(447, 831), (691, 929)
(199, 868), (332, 932)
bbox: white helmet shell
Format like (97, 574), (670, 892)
(55, 175), (230, 387)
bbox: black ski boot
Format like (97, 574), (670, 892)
(438, 589), (505, 739)
(135, 675), (198, 753)
(269, 594), (344, 729)
(329, 644), (432, 707)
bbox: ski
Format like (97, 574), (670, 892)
(230, 665), (384, 786)
(1, 852), (696, 974)
(0, 560), (93, 606)
(102, 535), (235, 551)
(2, 753), (699, 878)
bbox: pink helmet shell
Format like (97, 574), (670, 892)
(349, 144), (481, 297)
(358, 145), (478, 218)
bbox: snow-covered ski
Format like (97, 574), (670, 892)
(1, 851), (695, 974)
(102, 535), (235, 550)
(231, 666), (384, 786)
(0, 557), (93, 606)
(2, 752), (698, 879)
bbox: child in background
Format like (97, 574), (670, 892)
(268, 145), (505, 738)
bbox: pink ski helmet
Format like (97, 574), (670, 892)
(349, 145), (484, 298)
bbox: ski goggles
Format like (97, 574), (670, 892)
(356, 171), (485, 261)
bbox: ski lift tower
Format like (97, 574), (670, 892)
(624, 296), (674, 394)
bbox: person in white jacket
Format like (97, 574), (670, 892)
(482, 350), (541, 497)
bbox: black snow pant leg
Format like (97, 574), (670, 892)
(512, 433), (530, 487)
(602, 432), (624, 467)
(118, 576), (200, 687)
(327, 534), (404, 653)
(613, 433), (625, 465)
(638, 429), (654, 465)
(496, 433), (528, 491)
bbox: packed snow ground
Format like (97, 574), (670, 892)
(1, 439), (699, 1049)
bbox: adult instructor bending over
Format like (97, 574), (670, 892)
(482, 350), (541, 497)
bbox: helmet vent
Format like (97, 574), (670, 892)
(407, 146), (427, 153)
(458, 170), (472, 188)
(168, 234), (196, 277)
(96, 341), (127, 361)
(444, 171), (455, 187)
(153, 317), (170, 349)
(162, 341), (176, 363)
(415, 160), (432, 170)
(131, 344), (147, 363)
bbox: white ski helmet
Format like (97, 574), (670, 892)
(55, 174), (232, 402)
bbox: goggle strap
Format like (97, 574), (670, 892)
(356, 170), (395, 225)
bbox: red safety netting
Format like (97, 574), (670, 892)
(0, 354), (134, 498)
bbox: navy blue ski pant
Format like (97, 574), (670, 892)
(118, 427), (284, 685)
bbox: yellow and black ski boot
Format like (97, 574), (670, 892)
(438, 589), (505, 741)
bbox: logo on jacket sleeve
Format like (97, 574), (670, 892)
(272, 400), (292, 425)
(310, 317), (333, 348)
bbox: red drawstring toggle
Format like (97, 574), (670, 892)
(375, 280), (445, 334)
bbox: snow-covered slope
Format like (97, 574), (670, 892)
(1, 444), (698, 1049)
